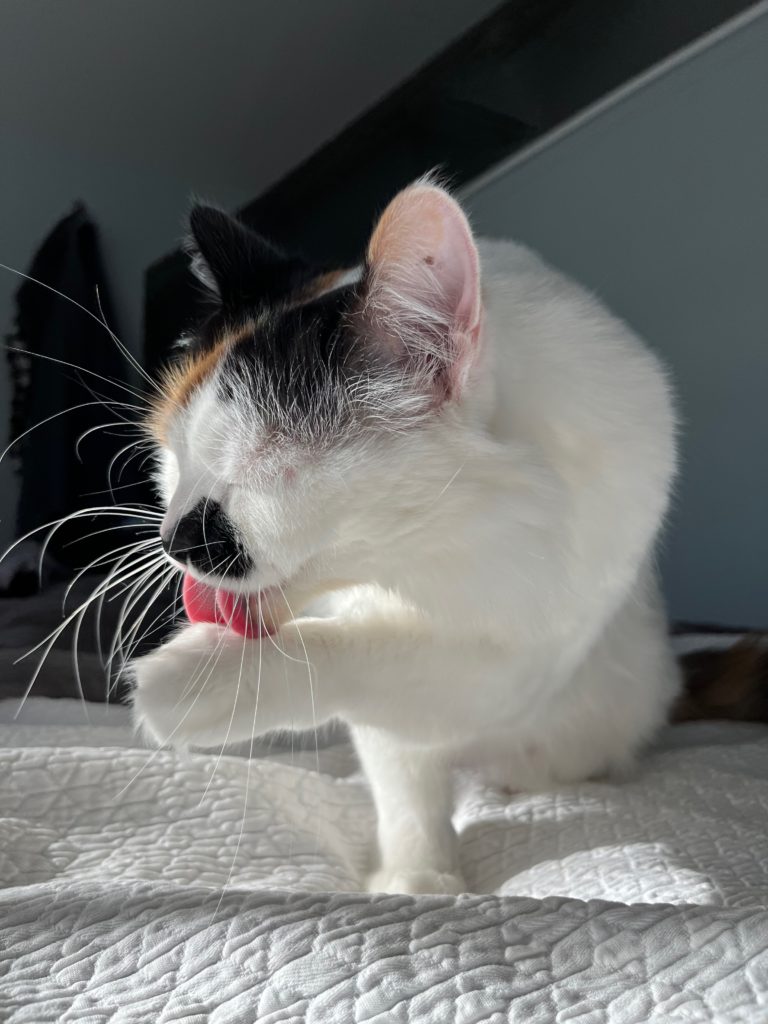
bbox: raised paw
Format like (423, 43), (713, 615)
(130, 621), (239, 748)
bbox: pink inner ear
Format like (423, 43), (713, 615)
(422, 193), (481, 333)
(368, 184), (481, 335)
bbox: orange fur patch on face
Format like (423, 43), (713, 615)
(148, 321), (254, 442)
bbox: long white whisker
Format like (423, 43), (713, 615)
(81, 479), (151, 499)
(71, 553), (168, 707)
(0, 505), (162, 571)
(94, 283), (161, 394)
(175, 553), (241, 704)
(277, 583), (319, 777)
(12, 550), (166, 719)
(114, 569), (182, 683)
(105, 439), (154, 494)
(61, 521), (156, 549)
(115, 441), (155, 483)
(118, 577), (241, 798)
(69, 557), (162, 717)
(0, 503), (160, 594)
(117, 622), (233, 798)
(210, 592), (263, 925)
(108, 563), (177, 679)
(16, 549), (165, 667)
(256, 592), (309, 664)
(36, 506), (162, 583)
(0, 261), (159, 399)
(95, 542), (162, 668)
(0, 400), (138, 473)
(199, 578), (250, 805)
(63, 537), (160, 609)
(74, 419), (143, 461)
(4, 343), (150, 406)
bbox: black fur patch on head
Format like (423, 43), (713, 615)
(187, 205), (318, 311)
(218, 282), (371, 444)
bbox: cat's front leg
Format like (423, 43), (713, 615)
(353, 725), (465, 895)
(132, 617), (500, 749)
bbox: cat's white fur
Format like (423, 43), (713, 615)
(132, 186), (679, 895)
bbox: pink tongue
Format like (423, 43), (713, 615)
(182, 572), (265, 638)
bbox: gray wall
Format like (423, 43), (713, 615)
(464, 6), (768, 628)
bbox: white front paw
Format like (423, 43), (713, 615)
(366, 867), (466, 896)
(130, 622), (228, 747)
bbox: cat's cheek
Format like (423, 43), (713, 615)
(130, 622), (225, 748)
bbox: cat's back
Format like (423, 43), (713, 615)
(478, 237), (676, 475)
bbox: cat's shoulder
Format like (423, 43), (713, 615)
(476, 236), (547, 278)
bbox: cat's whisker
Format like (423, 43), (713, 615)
(12, 547), (167, 719)
(0, 400), (141, 475)
(155, 557), (246, 803)
(4, 343), (151, 407)
(62, 537), (160, 610)
(81, 478), (155, 499)
(93, 552), (174, 699)
(113, 571), (183, 690)
(198, 594), (249, 805)
(16, 547), (165, 669)
(94, 283), (161, 396)
(106, 562), (178, 680)
(256, 592), (307, 664)
(276, 582), (320, 779)
(175, 552), (241, 705)
(209, 592), (263, 926)
(70, 554), (166, 715)
(61, 521), (157, 549)
(116, 608), (239, 801)
(116, 442), (156, 485)
(106, 438), (156, 495)
(0, 261), (160, 402)
(0, 505), (162, 603)
(36, 505), (162, 584)
(74, 418), (144, 462)
(95, 542), (164, 672)
(107, 578), (177, 701)
(432, 463), (466, 504)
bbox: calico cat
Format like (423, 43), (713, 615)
(131, 179), (680, 895)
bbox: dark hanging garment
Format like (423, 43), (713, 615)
(5, 203), (144, 569)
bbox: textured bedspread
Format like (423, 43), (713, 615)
(2, 697), (768, 1022)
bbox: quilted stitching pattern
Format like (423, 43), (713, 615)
(2, 715), (768, 1020)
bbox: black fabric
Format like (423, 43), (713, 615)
(5, 203), (143, 568)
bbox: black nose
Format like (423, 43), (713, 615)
(162, 499), (252, 577)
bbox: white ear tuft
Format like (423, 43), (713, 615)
(187, 248), (221, 297)
(363, 182), (482, 398)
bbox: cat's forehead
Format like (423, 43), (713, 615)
(149, 269), (360, 445)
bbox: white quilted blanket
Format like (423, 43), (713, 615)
(2, 686), (768, 1022)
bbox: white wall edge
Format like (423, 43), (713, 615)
(460, 0), (768, 201)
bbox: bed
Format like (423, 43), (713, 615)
(2, 635), (768, 1022)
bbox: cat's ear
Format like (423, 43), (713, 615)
(186, 204), (309, 308)
(362, 181), (482, 398)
